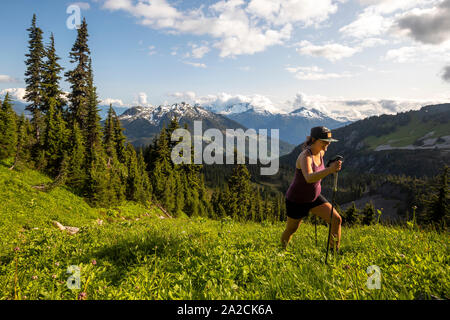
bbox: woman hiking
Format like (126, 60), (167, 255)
(281, 126), (342, 251)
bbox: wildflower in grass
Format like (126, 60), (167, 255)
(78, 292), (87, 300)
(14, 247), (20, 252)
(32, 275), (38, 280)
(92, 259), (97, 265)
(52, 274), (57, 279)
(55, 262), (60, 266)
(344, 265), (350, 270)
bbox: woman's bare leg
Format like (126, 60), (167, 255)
(310, 203), (342, 250)
(281, 217), (303, 250)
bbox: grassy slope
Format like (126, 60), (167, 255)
(365, 113), (449, 149)
(0, 161), (449, 300)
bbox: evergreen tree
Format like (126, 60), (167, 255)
(65, 18), (90, 129)
(424, 166), (449, 230)
(137, 149), (152, 204)
(10, 113), (29, 170)
(0, 93), (18, 159)
(103, 104), (117, 160)
(66, 122), (86, 193)
(227, 162), (252, 221)
(86, 147), (110, 207)
(41, 33), (66, 115)
(113, 111), (127, 163)
(84, 58), (102, 165)
(24, 14), (45, 142)
(362, 201), (376, 225)
(344, 202), (359, 226)
(43, 98), (68, 176)
(123, 144), (151, 205)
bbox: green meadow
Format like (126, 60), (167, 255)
(0, 160), (448, 300)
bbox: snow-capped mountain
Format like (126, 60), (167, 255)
(207, 104), (350, 146)
(202, 102), (275, 116)
(117, 102), (296, 156)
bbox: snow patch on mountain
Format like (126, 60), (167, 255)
(119, 102), (215, 124)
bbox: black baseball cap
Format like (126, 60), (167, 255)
(310, 126), (338, 142)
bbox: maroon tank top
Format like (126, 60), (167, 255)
(285, 148), (325, 203)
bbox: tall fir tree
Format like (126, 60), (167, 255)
(41, 33), (66, 115)
(0, 93), (18, 159)
(84, 58), (103, 166)
(65, 18), (90, 129)
(113, 110), (127, 163)
(24, 14), (45, 143)
(103, 104), (117, 160)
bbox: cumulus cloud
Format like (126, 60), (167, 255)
(395, 0), (450, 45)
(100, 0), (341, 57)
(339, 7), (394, 38)
(296, 40), (361, 61)
(0, 88), (27, 102)
(286, 65), (354, 80)
(100, 98), (127, 106)
(138, 92), (148, 105)
(0, 75), (20, 83)
(285, 91), (440, 121)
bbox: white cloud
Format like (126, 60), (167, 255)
(285, 91), (442, 121)
(0, 88), (27, 102)
(138, 92), (148, 105)
(296, 40), (361, 61)
(191, 45), (210, 59)
(383, 40), (450, 63)
(359, 37), (388, 48)
(0, 75), (20, 83)
(100, 0), (341, 57)
(169, 91), (197, 101)
(286, 65), (354, 80)
(71, 2), (91, 10)
(183, 61), (207, 68)
(340, 7), (394, 38)
(246, 0), (338, 27)
(357, 0), (438, 14)
(100, 98), (127, 106)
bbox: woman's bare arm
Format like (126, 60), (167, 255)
(297, 151), (333, 183)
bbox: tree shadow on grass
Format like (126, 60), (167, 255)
(86, 232), (184, 284)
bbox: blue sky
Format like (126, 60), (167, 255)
(1, 0), (449, 120)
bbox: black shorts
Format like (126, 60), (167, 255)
(285, 195), (329, 220)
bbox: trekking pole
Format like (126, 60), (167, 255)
(325, 155), (343, 264)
